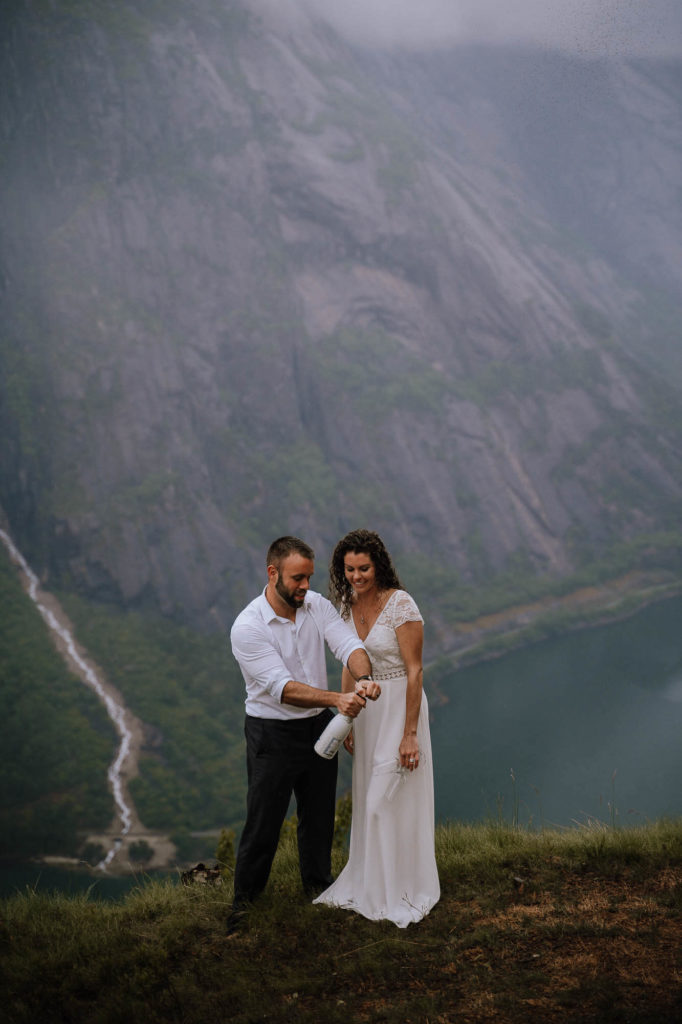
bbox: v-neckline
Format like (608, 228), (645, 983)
(352, 589), (397, 642)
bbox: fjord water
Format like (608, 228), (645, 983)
(430, 595), (682, 828)
(0, 863), (149, 902)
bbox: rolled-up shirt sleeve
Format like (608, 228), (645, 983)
(230, 620), (293, 704)
(317, 595), (366, 667)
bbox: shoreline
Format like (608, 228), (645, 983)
(426, 569), (682, 705)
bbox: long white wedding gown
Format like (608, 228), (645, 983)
(314, 590), (440, 927)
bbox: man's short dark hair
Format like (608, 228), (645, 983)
(267, 536), (315, 570)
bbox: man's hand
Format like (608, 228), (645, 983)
(336, 690), (367, 718)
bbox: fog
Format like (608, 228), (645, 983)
(256, 0), (682, 58)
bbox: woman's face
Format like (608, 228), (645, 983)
(343, 550), (376, 595)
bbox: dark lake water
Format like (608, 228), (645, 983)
(0, 862), (175, 902)
(430, 594), (682, 829)
(3, 594), (681, 900)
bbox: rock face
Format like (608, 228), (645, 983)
(1, 0), (681, 631)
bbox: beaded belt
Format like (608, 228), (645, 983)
(372, 668), (406, 680)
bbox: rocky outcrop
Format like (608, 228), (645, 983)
(1, 0), (681, 634)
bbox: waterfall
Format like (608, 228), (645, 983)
(0, 527), (135, 870)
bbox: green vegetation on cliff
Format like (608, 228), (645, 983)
(0, 548), (114, 858)
(3, 526), (682, 858)
(57, 592), (248, 834)
(405, 529), (682, 628)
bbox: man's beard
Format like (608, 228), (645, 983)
(275, 575), (305, 610)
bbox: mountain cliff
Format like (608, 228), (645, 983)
(2, 0), (682, 637)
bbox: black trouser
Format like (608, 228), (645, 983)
(233, 710), (338, 907)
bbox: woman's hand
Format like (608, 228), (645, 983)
(355, 679), (381, 701)
(399, 732), (419, 771)
(344, 728), (354, 755)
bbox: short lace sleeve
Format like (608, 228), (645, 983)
(388, 590), (423, 629)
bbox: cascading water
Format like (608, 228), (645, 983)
(0, 527), (135, 870)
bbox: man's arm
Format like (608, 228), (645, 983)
(281, 648), (379, 712)
(281, 680), (367, 717)
(231, 617), (295, 704)
(313, 595), (377, 697)
(347, 647), (380, 699)
(232, 606), (374, 715)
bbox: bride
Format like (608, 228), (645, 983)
(314, 529), (440, 927)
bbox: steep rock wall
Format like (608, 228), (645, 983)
(1, 0), (681, 631)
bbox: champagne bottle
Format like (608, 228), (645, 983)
(314, 713), (353, 759)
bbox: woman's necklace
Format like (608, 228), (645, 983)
(357, 590), (387, 626)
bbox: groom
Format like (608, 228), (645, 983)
(228, 536), (378, 929)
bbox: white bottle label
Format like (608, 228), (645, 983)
(314, 714), (353, 759)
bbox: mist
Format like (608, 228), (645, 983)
(256, 0), (682, 58)
(2, 0), (682, 886)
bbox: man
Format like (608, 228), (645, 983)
(228, 536), (378, 928)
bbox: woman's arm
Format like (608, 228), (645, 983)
(396, 619), (424, 771)
(341, 665), (357, 753)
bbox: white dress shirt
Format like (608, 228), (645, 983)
(230, 589), (366, 720)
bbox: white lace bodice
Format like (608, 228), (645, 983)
(350, 590), (423, 679)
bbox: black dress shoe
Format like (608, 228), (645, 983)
(225, 908), (248, 935)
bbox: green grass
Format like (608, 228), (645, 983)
(2, 818), (682, 1023)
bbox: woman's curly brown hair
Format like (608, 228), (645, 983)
(329, 529), (403, 613)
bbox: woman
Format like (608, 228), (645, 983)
(314, 529), (440, 927)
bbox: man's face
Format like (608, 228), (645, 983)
(272, 553), (314, 610)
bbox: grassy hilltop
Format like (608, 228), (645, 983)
(2, 818), (682, 1023)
